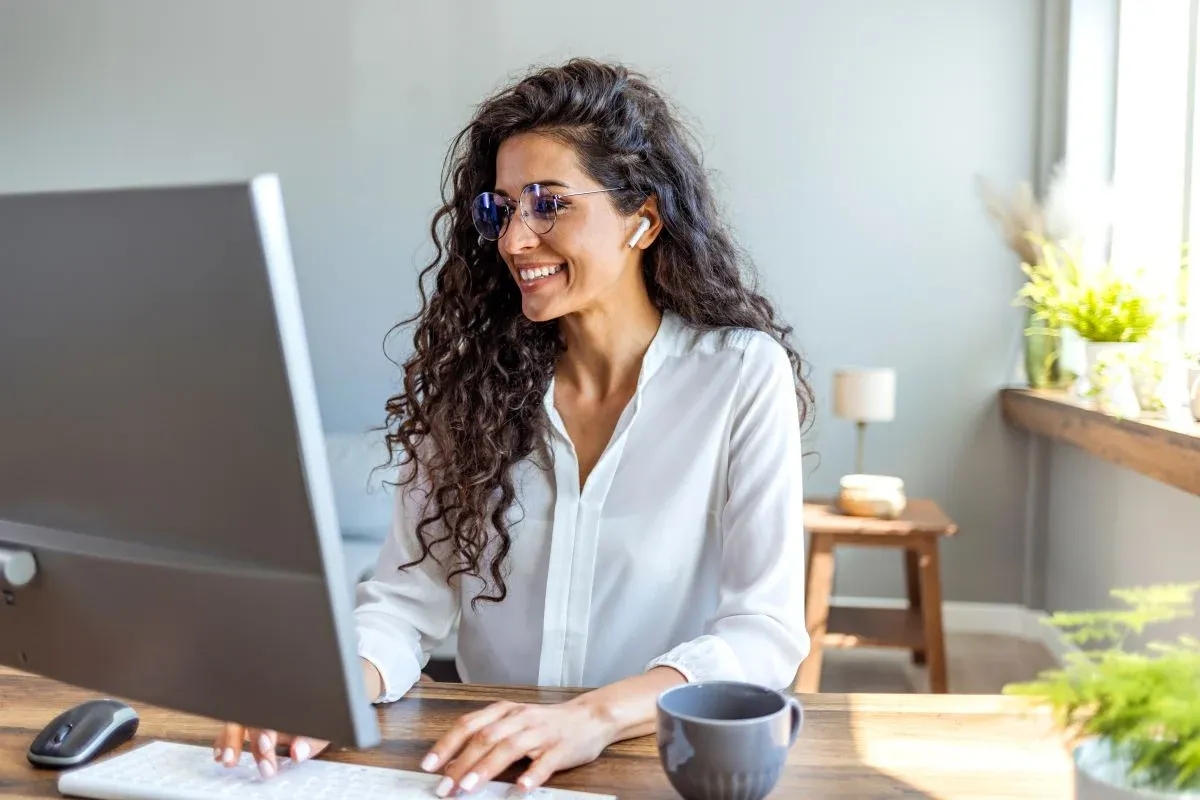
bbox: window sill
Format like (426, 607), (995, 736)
(1000, 388), (1200, 497)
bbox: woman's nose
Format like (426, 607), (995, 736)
(501, 214), (540, 253)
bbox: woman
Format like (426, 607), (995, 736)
(214, 58), (813, 795)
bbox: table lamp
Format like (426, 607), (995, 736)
(833, 367), (904, 518)
(834, 367), (896, 474)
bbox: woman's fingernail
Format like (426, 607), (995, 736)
(222, 748), (236, 766)
(420, 752), (439, 772)
(459, 773), (479, 792)
(519, 776), (534, 791)
(435, 776), (455, 797)
(259, 733), (272, 755)
(258, 759), (275, 780)
(293, 740), (311, 762)
(213, 745), (221, 760)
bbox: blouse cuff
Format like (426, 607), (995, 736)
(644, 634), (746, 684)
(356, 623), (421, 704)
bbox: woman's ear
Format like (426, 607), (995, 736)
(627, 195), (663, 250)
(626, 217), (652, 248)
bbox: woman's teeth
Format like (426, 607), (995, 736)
(519, 264), (564, 282)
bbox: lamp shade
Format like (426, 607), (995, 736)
(833, 368), (896, 422)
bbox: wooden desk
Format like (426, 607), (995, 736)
(0, 666), (1073, 798)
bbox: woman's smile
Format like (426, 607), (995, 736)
(514, 262), (566, 291)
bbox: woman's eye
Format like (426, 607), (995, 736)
(531, 197), (558, 215)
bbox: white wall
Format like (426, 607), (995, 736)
(0, 0), (1044, 602)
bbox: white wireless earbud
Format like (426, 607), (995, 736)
(626, 216), (652, 249)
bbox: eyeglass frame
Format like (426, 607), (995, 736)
(471, 183), (630, 242)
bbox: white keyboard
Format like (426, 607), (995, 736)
(57, 740), (617, 799)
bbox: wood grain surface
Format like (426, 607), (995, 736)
(0, 665), (1073, 798)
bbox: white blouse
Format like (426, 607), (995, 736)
(354, 311), (809, 703)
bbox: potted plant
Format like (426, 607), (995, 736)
(979, 163), (1111, 389)
(1003, 583), (1200, 798)
(1015, 237), (1161, 408)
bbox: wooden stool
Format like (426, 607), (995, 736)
(794, 498), (959, 694)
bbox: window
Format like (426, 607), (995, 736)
(1111, 0), (1194, 346)
(1185, 0), (1200, 352)
(1074, 0), (1200, 352)
(1110, 1), (1190, 294)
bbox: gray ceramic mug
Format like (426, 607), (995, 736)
(656, 681), (803, 800)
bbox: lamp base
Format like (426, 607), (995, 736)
(836, 474), (907, 519)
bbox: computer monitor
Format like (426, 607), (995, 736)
(0, 175), (381, 749)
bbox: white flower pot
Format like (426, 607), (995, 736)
(1081, 342), (1142, 416)
(1075, 739), (1200, 799)
(1189, 367), (1200, 422)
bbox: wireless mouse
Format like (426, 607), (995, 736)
(27, 699), (139, 769)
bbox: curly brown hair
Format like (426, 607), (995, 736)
(382, 58), (814, 607)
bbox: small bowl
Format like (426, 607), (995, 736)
(836, 474), (906, 519)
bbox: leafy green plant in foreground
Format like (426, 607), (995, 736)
(1003, 583), (1200, 792)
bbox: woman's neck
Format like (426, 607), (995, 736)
(556, 296), (663, 399)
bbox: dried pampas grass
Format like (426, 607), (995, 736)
(977, 162), (1114, 269)
(976, 176), (1045, 266)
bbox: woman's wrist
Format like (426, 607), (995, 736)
(570, 666), (687, 743)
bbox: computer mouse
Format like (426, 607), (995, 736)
(27, 699), (139, 769)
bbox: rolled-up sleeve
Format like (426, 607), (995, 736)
(646, 332), (809, 690)
(354, 459), (460, 704)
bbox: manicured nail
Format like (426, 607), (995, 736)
(459, 772), (479, 792)
(213, 745), (221, 760)
(519, 776), (534, 791)
(293, 740), (311, 762)
(258, 759), (275, 780)
(258, 733), (272, 755)
(435, 776), (455, 797)
(420, 752), (440, 772)
(222, 748), (236, 766)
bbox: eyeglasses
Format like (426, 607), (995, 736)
(471, 183), (626, 241)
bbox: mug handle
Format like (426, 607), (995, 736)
(786, 696), (804, 746)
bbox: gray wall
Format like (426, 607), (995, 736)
(0, 0), (1044, 603)
(1038, 442), (1200, 638)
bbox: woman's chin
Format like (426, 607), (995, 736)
(520, 288), (572, 323)
(521, 300), (563, 323)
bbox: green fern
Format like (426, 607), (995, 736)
(1003, 583), (1200, 791)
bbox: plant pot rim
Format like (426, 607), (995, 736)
(1074, 738), (1200, 798)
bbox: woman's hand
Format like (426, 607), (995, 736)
(212, 723), (330, 780)
(421, 699), (616, 796)
(422, 667), (686, 795)
(210, 657), (433, 779)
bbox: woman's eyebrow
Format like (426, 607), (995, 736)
(493, 179), (573, 195)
